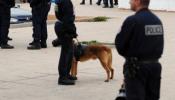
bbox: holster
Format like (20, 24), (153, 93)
(124, 57), (159, 78)
(124, 57), (140, 78)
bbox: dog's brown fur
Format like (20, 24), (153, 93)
(71, 44), (114, 82)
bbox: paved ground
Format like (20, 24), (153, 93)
(0, 0), (175, 100)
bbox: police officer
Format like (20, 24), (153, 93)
(0, 0), (15, 49)
(27, 0), (51, 50)
(115, 0), (164, 100)
(55, 0), (78, 85)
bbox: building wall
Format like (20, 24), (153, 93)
(118, 0), (175, 11)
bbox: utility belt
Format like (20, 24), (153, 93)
(125, 57), (159, 64)
(124, 57), (159, 78)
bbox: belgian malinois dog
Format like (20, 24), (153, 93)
(71, 44), (114, 82)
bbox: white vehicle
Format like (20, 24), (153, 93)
(10, 5), (32, 24)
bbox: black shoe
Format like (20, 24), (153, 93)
(7, 37), (12, 41)
(96, 2), (100, 5)
(30, 41), (47, 48)
(40, 42), (47, 48)
(29, 41), (35, 45)
(1, 44), (14, 49)
(68, 75), (78, 80)
(52, 38), (61, 47)
(103, 5), (109, 8)
(110, 6), (114, 8)
(114, 3), (118, 5)
(80, 2), (85, 5)
(27, 43), (41, 50)
(58, 77), (75, 85)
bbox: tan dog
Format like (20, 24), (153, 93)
(71, 44), (114, 82)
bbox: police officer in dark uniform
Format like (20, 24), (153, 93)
(55, 0), (78, 85)
(27, 0), (51, 50)
(0, 0), (15, 49)
(115, 0), (164, 100)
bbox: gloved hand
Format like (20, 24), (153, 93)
(72, 33), (78, 38)
(65, 25), (78, 38)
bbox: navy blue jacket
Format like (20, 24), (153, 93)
(28, 0), (50, 7)
(54, 0), (77, 38)
(0, 0), (15, 8)
(55, 0), (75, 25)
(115, 8), (164, 59)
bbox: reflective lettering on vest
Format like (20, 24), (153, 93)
(145, 25), (163, 36)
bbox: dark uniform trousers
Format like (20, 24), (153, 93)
(0, 6), (10, 44)
(81, 0), (92, 4)
(104, 0), (113, 7)
(32, 3), (51, 43)
(55, 21), (75, 78)
(124, 62), (161, 100)
(58, 36), (74, 78)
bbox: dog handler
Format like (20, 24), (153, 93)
(55, 0), (78, 85)
(115, 0), (164, 100)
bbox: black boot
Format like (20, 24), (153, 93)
(27, 42), (41, 50)
(115, 84), (126, 100)
(90, 0), (92, 5)
(58, 77), (75, 85)
(52, 38), (61, 47)
(30, 41), (47, 48)
(41, 41), (47, 48)
(80, 0), (85, 5)
(29, 41), (35, 45)
(1, 44), (14, 49)
(96, 2), (100, 5)
(103, 5), (109, 8)
(114, 0), (118, 5)
(114, 2), (118, 5)
(110, 5), (114, 8)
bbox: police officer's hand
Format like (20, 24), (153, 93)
(72, 33), (78, 38)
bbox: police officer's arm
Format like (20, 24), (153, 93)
(55, 4), (63, 20)
(62, 0), (75, 24)
(28, 0), (40, 7)
(115, 16), (136, 57)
